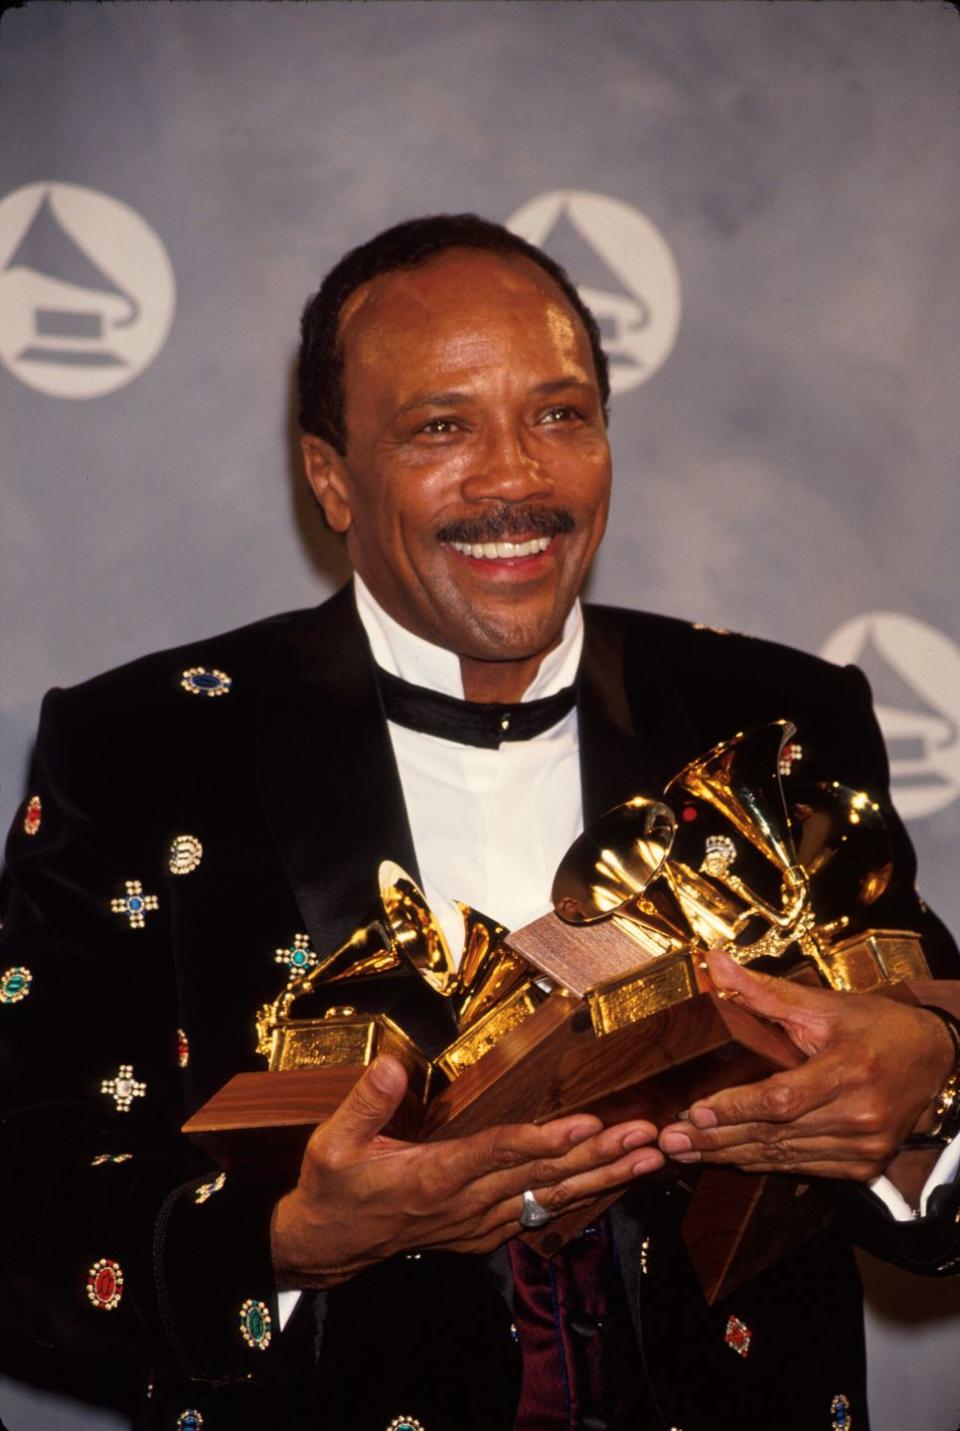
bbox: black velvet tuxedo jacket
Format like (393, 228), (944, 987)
(2, 584), (959, 1431)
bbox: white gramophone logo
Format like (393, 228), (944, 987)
(821, 612), (960, 819)
(0, 181), (176, 399)
(507, 190), (681, 395)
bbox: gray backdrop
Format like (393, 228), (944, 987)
(1, 2), (958, 1426)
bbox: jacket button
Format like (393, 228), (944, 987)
(570, 1316), (604, 1338)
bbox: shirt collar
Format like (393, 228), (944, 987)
(353, 573), (583, 702)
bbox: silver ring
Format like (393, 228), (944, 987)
(519, 1189), (553, 1229)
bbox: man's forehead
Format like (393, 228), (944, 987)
(337, 248), (592, 400)
(337, 248), (582, 353)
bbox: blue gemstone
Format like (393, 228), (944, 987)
(128, 897), (143, 912)
(194, 673), (220, 689)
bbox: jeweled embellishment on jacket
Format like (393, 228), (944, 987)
(91, 1153), (133, 1166)
(194, 1172), (226, 1204)
(831, 1394), (852, 1429)
(779, 740), (803, 776)
(0, 967), (32, 1004)
(23, 795), (42, 835)
(239, 1297), (272, 1349)
(386, 1419), (426, 1431)
(169, 834), (203, 874)
(111, 879), (159, 929)
(86, 1258), (123, 1310)
(176, 1028), (190, 1067)
(275, 933), (317, 978)
(180, 667), (232, 697)
(101, 1065), (147, 1112)
(176, 1413), (204, 1431)
(723, 1314), (752, 1357)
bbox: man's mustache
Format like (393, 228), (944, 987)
(436, 506), (575, 545)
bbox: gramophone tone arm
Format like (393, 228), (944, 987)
(724, 864), (810, 936)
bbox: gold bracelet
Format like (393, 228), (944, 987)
(923, 1006), (960, 1145)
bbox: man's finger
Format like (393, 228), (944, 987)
(526, 1144), (666, 1211)
(441, 1113), (604, 1187)
(471, 1119), (659, 1206)
(684, 1061), (842, 1132)
(660, 1129), (890, 1180)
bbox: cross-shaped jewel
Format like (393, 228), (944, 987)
(111, 880), (159, 929)
(101, 1064), (147, 1112)
(274, 933), (318, 979)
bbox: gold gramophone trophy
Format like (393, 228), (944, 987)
(512, 717), (930, 1015)
(185, 859), (545, 1175)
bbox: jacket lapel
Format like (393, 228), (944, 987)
(257, 583), (417, 950)
(579, 606), (701, 819)
(256, 584), (458, 1051)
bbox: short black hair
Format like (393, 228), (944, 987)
(298, 213), (610, 453)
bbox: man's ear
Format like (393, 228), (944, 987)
(301, 434), (353, 534)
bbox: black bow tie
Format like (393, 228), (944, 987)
(376, 667), (577, 749)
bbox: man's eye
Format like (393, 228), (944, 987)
(540, 405), (582, 425)
(419, 418), (460, 436)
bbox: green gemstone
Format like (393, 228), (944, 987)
(247, 1306), (265, 1341)
(1, 971), (28, 1002)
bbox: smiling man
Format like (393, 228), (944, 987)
(2, 215), (960, 1431)
(301, 245), (611, 700)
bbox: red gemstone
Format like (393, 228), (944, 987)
(24, 797), (42, 835)
(682, 806), (698, 823)
(95, 1266), (116, 1301)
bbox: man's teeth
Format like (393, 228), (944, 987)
(448, 536), (552, 560)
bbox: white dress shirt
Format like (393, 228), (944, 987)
(355, 574), (584, 961)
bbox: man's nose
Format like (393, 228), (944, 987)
(459, 427), (554, 503)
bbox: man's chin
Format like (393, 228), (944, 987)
(445, 603), (570, 668)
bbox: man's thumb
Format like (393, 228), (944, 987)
(325, 1055), (409, 1152)
(705, 948), (824, 1027)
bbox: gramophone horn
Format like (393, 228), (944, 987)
(552, 797), (678, 923)
(378, 860), (458, 996)
(666, 721), (798, 871)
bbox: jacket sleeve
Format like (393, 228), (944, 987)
(833, 664), (958, 974)
(0, 685), (292, 1386)
(822, 665), (960, 1271)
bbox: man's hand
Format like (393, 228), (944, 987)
(271, 1054), (664, 1288)
(658, 950), (955, 1183)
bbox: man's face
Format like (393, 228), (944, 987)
(302, 249), (611, 676)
